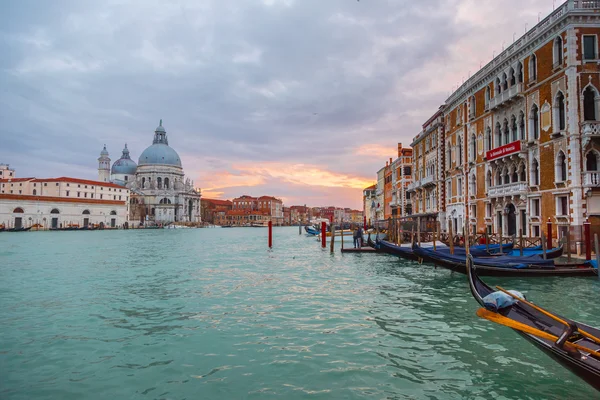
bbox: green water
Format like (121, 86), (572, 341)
(0, 227), (598, 399)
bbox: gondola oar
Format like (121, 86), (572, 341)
(495, 286), (600, 345)
(476, 308), (600, 359)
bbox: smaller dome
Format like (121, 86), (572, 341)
(111, 144), (137, 175)
(100, 145), (109, 156)
(155, 119), (166, 133)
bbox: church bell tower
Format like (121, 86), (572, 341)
(98, 145), (111, 182)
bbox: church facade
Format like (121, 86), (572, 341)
(99, 121), (201, 225)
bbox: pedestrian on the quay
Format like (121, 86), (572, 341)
(353, 225), (360, 248)
(357, 225), (364, 248)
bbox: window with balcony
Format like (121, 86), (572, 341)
(530, 104), (539, 140)
(519, 111), (525, 140)
(532, 158), (540, 186)
(458, 136), (463, 165)
(519, 164), (526, 181)
(529, 54), (537, 82)
(446, 142), (452, 169)
(556, 151), (567, 182)
(33, 189), (36, 195)
(495, 122), (502, 148)
(509, 67), (515, 86)
(554, 91), (566, 132)
(485, 127), (492, 152)
(502, 72), (508, 91)
(486, 170), (492, 189)
(583, 85), (599, 121)
(586, 151), (599, 171)
(517, 62), (523, 84)
(503, 169), (510, 185)
(447, 181), (452, 199)
(469, 173), (476, 196)
(556, 195), (569, 216)
(496, 170), (502, 186)
(503, 119), (510, 145)
(583, 35), (597, 61)
(485, 86), (491, 109)
(553, 36), (563, 67)
(495, 78), (501, 94)
(486, 203), (492, 218)
(511, 115), (518, 142)
(469, 96), (476, 119)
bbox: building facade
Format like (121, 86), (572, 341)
(101, 121), (202, 225)
(0, 168), (129, 229)
(390, 143), (414, 218)
(201, 198), (233, 224)
(401, 0), (600, 242)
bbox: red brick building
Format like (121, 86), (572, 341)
(201, 198), (232, 224)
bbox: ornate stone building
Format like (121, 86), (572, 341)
(100, 121), (201, 224)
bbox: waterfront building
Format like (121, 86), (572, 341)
(363, 184), (377, 225)
(408, 111), (445, 228)
(390, 143), (414, 218)
(201, 198), (232, 224)
(283, 207), (291, 225)
(375, 167), (385, 221)
(399, 0), (600, 243)
(383, 160), (393, 219)
(0, 166), (129, 229)
(290, 205), (310, 224)
(102, 121), (201, 225)
(230, 195), (284, 225)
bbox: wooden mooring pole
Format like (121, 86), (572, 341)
(321, 221), (327, 248)
(595, 234), (600, 280)
(519, 228), (523, 257)
(268, 220), (273, 248)
(449, 222), (454, 255)
(585, 219), (591, 261)
(330, 224), (335, 253)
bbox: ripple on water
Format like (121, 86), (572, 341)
(0, 228), (598, 399)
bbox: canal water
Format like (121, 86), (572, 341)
(1, 227), (598, 399)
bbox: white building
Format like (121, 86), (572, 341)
(101, 120), (202, 225)
(0, 167), (130, 229)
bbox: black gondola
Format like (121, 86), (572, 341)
(413, 244), (597, 276)
(6, 227), (32, 232)
(376, 239), (418, 260)
(467, 256), (600, 392)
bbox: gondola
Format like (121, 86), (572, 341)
(376, 239), (419, 260)
(413, 244), (597, 276)
(6, 226), (32, 232)
(304, 226), (320, 236)
(467, 256), (600, 392)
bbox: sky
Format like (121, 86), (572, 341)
(0, 0), (557, 209)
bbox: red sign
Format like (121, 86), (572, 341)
(485, 140), (521, 161)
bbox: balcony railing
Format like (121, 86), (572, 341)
(489, 83), (523, 109)
(488, 182), (528, 197)
(584, 171), (600, 186)
(582, 121), (600, 136)
(421, 175), (435, 186)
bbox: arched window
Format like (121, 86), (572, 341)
(487, 170), (492, 188)
(584, 86), (598, 121)
(164, 177), (170, 189)
(142, 177), (146, 187)
(509, 68), (516, 86)
(446, 141), (452, 169)
(503, 168), (510, 185)
(586, 151), (598, 171)
(470, 173), (476, 195)
(503, 119), (510, 145)
(485, 86), (491, 108)
(51, 208), (60, 214)
(495, 122), (502, 148)
(470, 133), (476, 161)
(485, 127), (492, 152)
(157, 177), (162, 189)
(470, 96), (476, 119)
(517, 62), (523, 83)
(496, 170), (502, 186)
(519, 111), (525, 140)
(110, 210), (117, 215)
(529, 54), (537, 81)
(530, 104), (539, 140)
(496, 78), (501, 94)
(555, 91), (566, 131)
(519, 164), (526, 181)
(511, 115), (518, 142)
(532, 158), (540, 186)
(13, 207), (24, 213)
(556, 151), (567, 182)
(554, 36), (563, 67)
(32, 189), (37, 195)
(502, 73), (508, 91)
(82, 210), (90, 215)
(512, 169), (518, 183)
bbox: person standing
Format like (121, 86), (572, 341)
(353, 225), (359, 248)
(357, 225), (363, 248)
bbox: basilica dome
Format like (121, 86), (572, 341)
(111, 144), (137, 175)
(138, 120), (183, 168)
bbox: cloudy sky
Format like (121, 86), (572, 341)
(1, 0), (556, 208)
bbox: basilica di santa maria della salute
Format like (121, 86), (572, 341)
(98, 120), (201, 224)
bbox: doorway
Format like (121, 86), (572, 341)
(14, 217), (22, 229)
(506, 203), (516, 236)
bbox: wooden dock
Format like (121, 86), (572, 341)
(341, 246), (377, 253)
